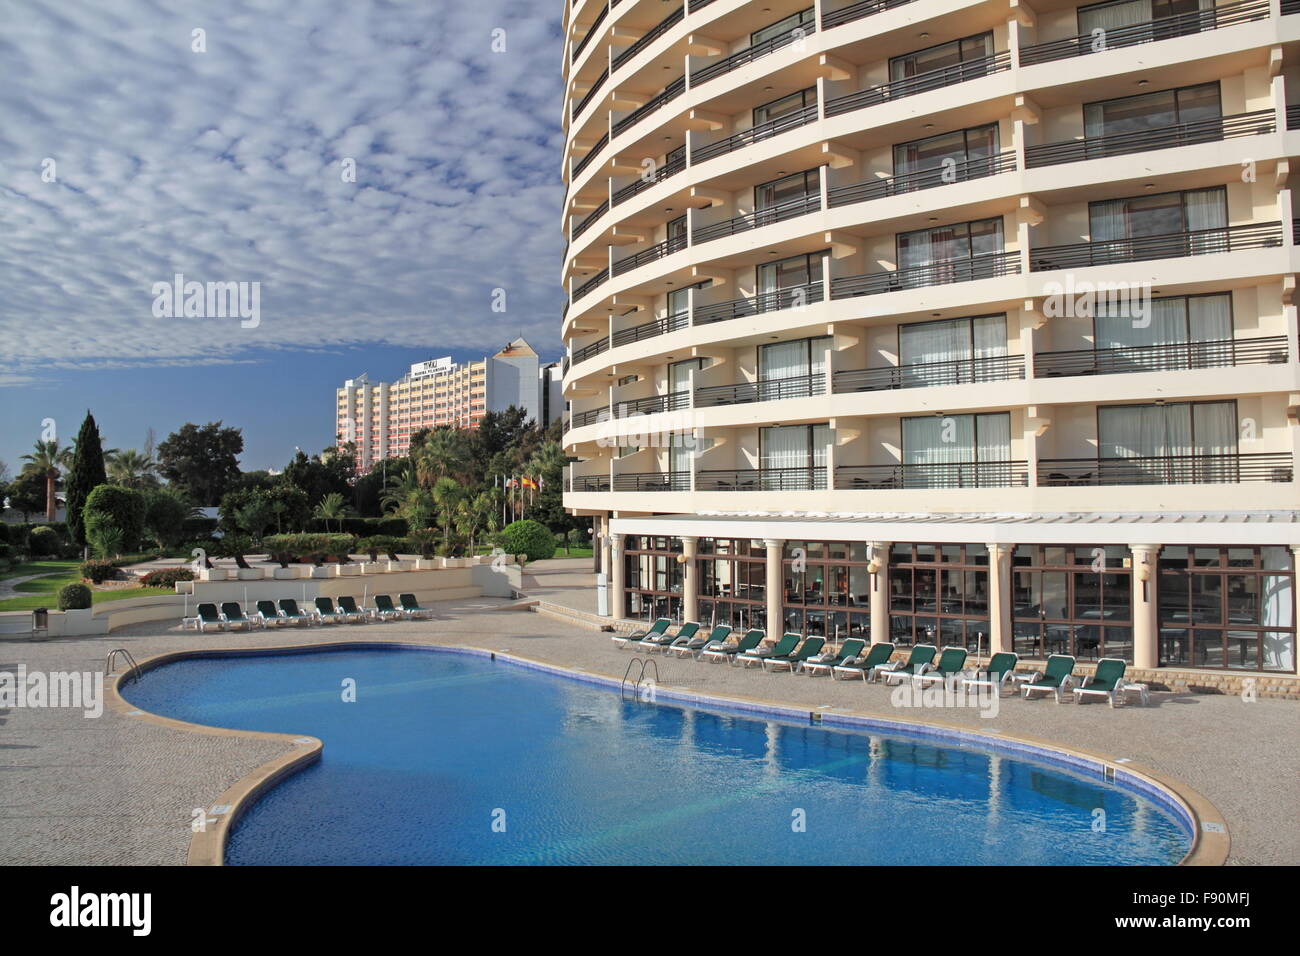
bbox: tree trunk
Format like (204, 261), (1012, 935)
(45, 469), (57, 521)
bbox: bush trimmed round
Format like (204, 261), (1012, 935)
(497, 520), (556, 563)
(28, 525), (62, 556)
(57, 583), (92, 611)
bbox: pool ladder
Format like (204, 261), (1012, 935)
(106, 648), (141, 686)
(620, 656), (659, 701)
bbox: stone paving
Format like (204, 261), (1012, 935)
(0, 558), (1295, 865)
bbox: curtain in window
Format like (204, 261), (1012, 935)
(1192, 401), (1237, 456)
(760, 340), (807, 380)
(1099, 404), (1193, 459)
(761, 425), (808, 469)
(1078, 0), (1153, 36)
(1188, 294), (1232, 341)
(811, 424), (831, 468)
(1261, 571), (1294, 670)
(1096, 296), (1186, 349)
(975, 413), (1011, 461)
(903, 415), (975, 464)
(900, 318), (969, 367)
(1089, 198), (1130, 242)
(972, 315), (1008, 359)
(1184, 186), (1228, 253)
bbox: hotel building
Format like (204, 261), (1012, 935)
(559, 0), (1300, 680)
(337, 338), (561, 472)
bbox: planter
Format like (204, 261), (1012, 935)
(60, 607), (95, 637)
(361, 562), (386, 574)
(272, 567), (298, 580)
(199, 569), (228, 582)
(337, 564), (361, 577)
(310, 566), (332, 579)
(415, 559), (437, 570)
(236, 568), (262, 581)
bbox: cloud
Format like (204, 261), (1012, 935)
(0, 0), (566, 379)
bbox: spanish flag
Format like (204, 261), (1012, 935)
(521, 476), (538, 490)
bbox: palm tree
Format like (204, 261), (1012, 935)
(312, 492), (350, 533)
(415, 427), (469, 487)
(20, 440), (71, 521)
(456, 490), (500, 556)
(107, 448), (157, 488)
(430, 477), (463, 552)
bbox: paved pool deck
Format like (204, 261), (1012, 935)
(0, 559), (1294, 865)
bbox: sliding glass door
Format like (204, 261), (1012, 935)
(901, 412), (1013, 487)
(1094, 292), (1233, 370)
(1089, 186), (1227, 259)
(898, 314), (1007, 385)
(893, 123), (999, 186)
(758, 335), (831, 399)
(759, 423), (829, 489)
(1097, 400), (1238, 482)
(896, 217), (1004, 287)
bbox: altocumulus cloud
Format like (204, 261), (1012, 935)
(0, 0), (565, 378)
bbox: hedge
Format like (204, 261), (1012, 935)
(58, 583), (92, 611)
(304, 516), (408, 536)
(497, 520), (556, 563)
(28, 526), (63, 557)
(261, 533), (357, 566)
(79, 559), (120, 584)
(140, 567), (196, 589)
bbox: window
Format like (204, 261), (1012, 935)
(895, 218), (1004, 287)
(1158, 546), (1295, 672)
(897, 314), (1007, 382)
(666, 213), (687, 244)
(893, 123), (999, 181)
(889, 543), (991, 650)
(624, 536), (683, 622)
(901, 412), (1012, 487)
(751, 7), (814, 47)
(783, 541), (872, 639)
(1013, 546), (1133, 662)
(753, 87), (816, 126)
(758, 335), (831, 387)
(1097, 400), (1238, 483)
(760, 424), (829, 489)
(754, 168), (820, 211)
(1078, 0), (1213, 38)
(669, 358), (706, 394)
(1084, 82), (1220, 140)
(890, 32), (993, 82)
(1089, 186), (1226, 242)
(757, 250), (824, 297)
(667, 279), (710, 329)
(698, 538), (768, 631)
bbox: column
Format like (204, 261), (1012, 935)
(1130, 544), (1159, 670)
(681, 536), (699, 624)
(869, 541), (891, 647)
(609, 532), (626, 620)
(987, 543), (1015, 656)
(765, 539), (785, 638)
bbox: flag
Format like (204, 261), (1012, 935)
(522, 476), (537, 490)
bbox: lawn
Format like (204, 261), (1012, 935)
(0, 561), (170, 611)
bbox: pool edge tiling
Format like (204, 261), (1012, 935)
(108, 641), (1229, 867)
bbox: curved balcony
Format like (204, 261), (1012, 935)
(612, 233), (688, 277)
(690, 20), (818, 88)
(571, 473), (612, 493)
(571, 198), (610, 241)
(610, 309), (689, 348)
(829, 153), (1015, 208)
(1035, 336), (1290, 378)
(612, 5), (685, 73)
(833, 354), (1025, 393)
(613, 391), (692, 415)
(612, 152), (687, 207)
(695, 281), (825, 325)
(571, 66), (610, 124)
(1037, 453), (1294, 486)
(572, 131), (608, 179)
(611, 76), (686, 138)
(1028, 223), (1282, 272)
(692, 192), (821, 244)
(613, 470), (691, 491)
(832, 251), (1020, 300)
(820, 0), (919, 31)
(1018, 0), (1270, 68)
(697, 465), (827, 491)
(572, 266), (610, 302)
(695, 372), (826, 408)
(824, 51), (1010, 120)
(834, 460), (1028, 490)
(1025, 111), (1274, 170)
(570, 3), (610, 66)
(693, 102), (820, 165)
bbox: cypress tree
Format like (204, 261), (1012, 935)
(66, 411), (108, 546)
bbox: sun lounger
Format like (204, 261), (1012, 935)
(763, 636), (826, 673)
(314, 597), (344, 624)
(219, 602), (253, 631)
(337, 596), (369, 623)
(801, 638), (867, 677)
(876, 644), (938, 684)
(911, 646), (968, 689)
(255, 600), (284, 627)
(959, 652), (1019, 696)
(667, 623), (729, 658)
(399, 593), (434, 619)
(196, 603), (224, 632)
(831, 641), (895, 680)
(613, 617), (669, 648)
(371, 594), (403, 621)
(1020, 654), (1078, 702)
(278, 598), (312, 626)
(644, 620), (695, 652)
(1072, 658), (1132, 707)
(699, 628), (763, 664)
(737, 632), (799, 668)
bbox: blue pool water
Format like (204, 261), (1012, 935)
(123, 647), (1191, 865)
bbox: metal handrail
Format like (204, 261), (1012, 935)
(832, 251), (1020, 299)
(697, 466), (827, 491)
(572, 131), (608, 178)
(612, 5), (684, 70)
(692, 192), (820, 244)
(612, 75), (686, 138)
(828, 153), (1015, 208)
(696, 373), (826, 407)
(821, 0), (919, 30)
(106, 648), (141, 685)
(834, 460), (1029, 489)
(613, 471), (691, 491)
(612, 233), (688, 276)
(693, 281), (824, 325)
(833, 354), (1025, 393)
(825, 52), (1011, 119)
(1035, 336), (1290, 377)
(692, 103), (818, 164)
(1038, 452), (1294, 486)
(611, 310), (690, 347)
(1029, 222), (1282, 271)
(691, 21), (818, 86)
(612, 154), (686, 206)
(1024, 111), (1274, 169)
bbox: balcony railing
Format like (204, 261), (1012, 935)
(828, 153), (1015, 208)
(1289, 104), (1300, 131)
(825, 52), (1010, 119)
(1038, 453), (1294, 486)
(697, 466), (827, 491)
(611, 310), (689, 347)
(1035, 336), (1290, 378)
(612, 153), (685, 207)
(1025, 111), (1274, 169)
(695, 372), (826, 407)
(1029, 222), (1282, 271)
(612, 76), (685, 138)
(1019, 0), (1270, 67)
(821, 0), (919, 30)
(612, 233), (687, 276)
(571, 336), (611, 366)
(613, 471), (690, 491)
(832, 250), (1020, 299)
(833, 354), (1025, 393)
(571, 474), (612, 492)
(612, 6), (685, 71)
(612, 392), (691, 416)
(571, 4), (609, 64)
(691, 21), (818, 87)
(572, 131), (608, 178)
(571, 405), (610, 428)
(693, 281), (825, 325)
(571, 198), (609, 241)
(571, 67), (609, 123)
(572, 266), (610, 301)
(835, 460), (1029, 489)
(692, 103), (818, 164)
(692, 192), (820, 244)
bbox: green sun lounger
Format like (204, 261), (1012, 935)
(220, 602), (253, 631)
(1021, 654), (1077, 702)
(763, 635), (826, 672)
(910, 646), (968, 688)
(668, 623), (730, 658)
(644, 620), (695, 652)
(879, 644), (939, 685)
(278, 598), (312, 626)
(614, 617), (669, 648)
(737, 632), (799, 668)
(314, 596), (344, 624)
(196, 603), (224, 632)
(700, 628), (763, 663)
(832, 641), (895, 680)
(801, 638), (866, 677)
(399, 593), (434, 619)
(337, 596), (369, 623)
(1072, 658), (1130, 707)
(255, 600), (283, 627)
(371, 594), (403, 621)
(960, 652), (1019, 696)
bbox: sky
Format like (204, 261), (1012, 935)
(0, 0), (566, 475)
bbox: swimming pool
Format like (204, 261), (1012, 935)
(123, 646), (1192, 865)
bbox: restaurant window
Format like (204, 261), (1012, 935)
(1157, 546), (1295, 672)
(888, 543), (991, 649)
(697, 538), (768, 631)
(782, 541), (871, 639)
(624, 535), (684, 622)
(1012, 545), (1133, 662)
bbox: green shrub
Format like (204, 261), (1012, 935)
(28, 525), (61, 556)
(497, 520), (556, 563)
(139, 567), (196, 589)
(261, 533), (355, 565)
(79, 559), (120, 583)
(83, 484), (146, 553)
(57, 583), (92, 611)
(356, 535), (406, 561)
(0, 523), (9, 544)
